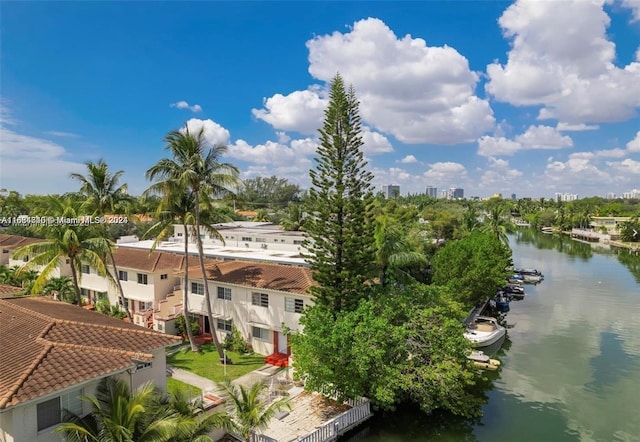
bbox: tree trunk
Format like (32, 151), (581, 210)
(182, 223), (199, 352)
(194, 191), (230, 363)
(109, 249), (133, 321)
(70, 260), (82, 306)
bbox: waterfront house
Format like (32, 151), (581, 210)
(0, 296), (181, 442)
(183, 259), (315, 360)
(590, 216), (631, 238)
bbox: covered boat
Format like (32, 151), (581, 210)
(468, 350), (501, 370)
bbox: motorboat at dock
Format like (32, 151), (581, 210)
(464, 316), (507, 348)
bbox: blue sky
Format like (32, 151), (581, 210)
(1, 1), (639, 199)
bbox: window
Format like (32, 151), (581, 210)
(2, 249), (8, 254)
(137, 273), (148, 285)
(157, 323), (164, 331)
(23, 255), (29, 262)
(255, 237), (266, 243)
(251, 292), (269, 308)
(191, 282), (204, 295)
(37, 389), (82, 431)
(135, 361), (152, 371)
(177, 232), (183, 237)
(118, 270), (128, 281)
(217, 287), (231, 300)
(81, 264), (90, 274)
(217, 319), (233, 333)
(65, 258), (70, 264)
(285, 297), (304, 313)
(97, 292), (108, 301)
(160, 274), (168, 280)
(293, 240), (304, 245)
(252, 326), (269, 340)
(241, 237), (252, 242)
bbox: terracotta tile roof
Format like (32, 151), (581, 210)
(0, 234), (45, 250)
(113, 247), (184, 273)
(0, 284), (22, 298)
(187, 260), (315, 295)
(0, 297), (181, 409)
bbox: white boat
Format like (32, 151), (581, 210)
(464, 316), (507, 348)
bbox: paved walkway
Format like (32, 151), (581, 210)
(167, 362), (284, 393)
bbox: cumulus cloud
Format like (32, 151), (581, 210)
(228, 137), (317, 168)
(556, 123), (599, 132)
(480, 157), (523, 188)
(608, 158), (640, 174)
(621, 0), (640, 21)
(486, 0), (640, 124)
(253, 18), (495, 144)
(594, 148), (627, 158)
(170, 100), (202, 113)
(423, 162), (468, 184)
(182, 118), (230, 146)
(361, 126), (393, 154)
(515, 125), (574, 149)
(477, 135), (521, 156)
(398, 155), (418, 164)
(477, 126), (573, 157)
(627, 131), (640, 152)
(544, 156), (612, 186)
(252, 88), (328, 135)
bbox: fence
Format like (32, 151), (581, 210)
(295, 398), (371, 442)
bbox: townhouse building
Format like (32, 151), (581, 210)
(0, 296), (180, 442)
(182, 259), (315, 360)
(0, 234), (72, 278)
(77, 247), (184, 327)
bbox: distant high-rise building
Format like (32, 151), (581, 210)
(555, 192), (579, 202)
(439, 190), (448, 199)
(511, 193), (517, 200)
(450, 187), (464, 199)
(382, 185), (400, 198)
(622, 189), (640, 199)
(425, 186), (438, 198)
(606, 192), (616, 200)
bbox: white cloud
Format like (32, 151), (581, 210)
(515, 125), (573, 149)
(0, 106), (85, 194)
(486, 0), (640, 124)
(252, 88), (328, 135)
(480, 157), (523, 187)
(182, 118), (230, 146)
(43, 131), (80, 138)
(228, 137), (317, 167)
(544, 156), (612, 186)
(302, 18), (495, 144)
(423, 162), (468, 184)
(276, 131), (291, 144)
(361, 126), (393, 154)
(594, 148), (627, 158)
(627, 131), (640, 152)
(609, 158), (640, 174)
(569, 152), (596, 160)
(170, 100), (202, 113)
(398, 155), (418, 164)
(556, 122), (599, 132)
(621, 0), (640, 21)
(477, 135), (521, 156)
(488, 157), (510, 169)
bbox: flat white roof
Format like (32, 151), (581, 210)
(118, 240), (308, 266)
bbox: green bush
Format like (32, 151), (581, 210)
(223, 325), (250, 354)
(95, 299), (111, 315)
(175, 315), (201, 336)
(109, 305), (127, 320)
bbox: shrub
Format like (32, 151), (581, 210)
(223, 325), (250, 354)
(175, 315), (201, 336)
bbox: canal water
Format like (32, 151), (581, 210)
(345, 230), (640, 442)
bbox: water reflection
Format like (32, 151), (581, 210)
(345, 229), (640, 442)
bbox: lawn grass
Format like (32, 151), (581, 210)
(166, 377), (202, 398)
(167, 344), (266, 382)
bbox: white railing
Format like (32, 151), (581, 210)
(251, 434), (278, 442)
(295, 399), (371, 442)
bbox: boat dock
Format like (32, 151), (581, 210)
(252, 391), (372, 442)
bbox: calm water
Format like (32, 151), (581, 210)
(345, 230), (640, 442)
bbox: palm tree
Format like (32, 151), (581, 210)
(145, 189), (200, 352)
(55, 377), (180, 442)
(220, 381), (291, 442)
(42, 276), (76, 302)
(482, 205), (511, 246)
(164, 388), (233, 442)
(373, 214), (427, 287)
(12, 198), (112, 305)
(71, 159), (133, 320)
(146, 126), (240, 363)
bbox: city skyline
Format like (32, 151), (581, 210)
(1, 1), (639, 198)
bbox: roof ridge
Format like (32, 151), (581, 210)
(0, 299), (55, 322)
(151, 251), (162, 272)
(37, 338), (153, 360)
(51, 318), (175, 338)
(0, 342), (54, 409)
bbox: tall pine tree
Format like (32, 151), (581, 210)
(303, 73), (376, 313)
